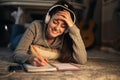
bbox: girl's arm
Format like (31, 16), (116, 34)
(68, 25), (87, 64)
(13, 20), (39, 64)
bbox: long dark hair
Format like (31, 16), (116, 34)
(49, 0), (76, 22)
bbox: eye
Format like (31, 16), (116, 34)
(61, 25), (66, 29)
(53, 20), (58, 24)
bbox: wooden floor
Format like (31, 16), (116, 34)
(0, 47), (120, 80)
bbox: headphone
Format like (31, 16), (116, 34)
(45, 5), (76, 24)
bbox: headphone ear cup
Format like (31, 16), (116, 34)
(45, 14), (50, 24)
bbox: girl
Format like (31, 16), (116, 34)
(12, 0), (87, 66)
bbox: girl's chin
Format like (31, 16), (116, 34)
(50, 35), (58, 38)
(49, 34), (59, 38)
(49, 32), (62, 37)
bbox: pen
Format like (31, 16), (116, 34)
(31, 45), (48, 65)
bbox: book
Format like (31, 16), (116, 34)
(51, 63), (80, 71)
(23, 64), (56, 72)
(23, 63), (80, 72)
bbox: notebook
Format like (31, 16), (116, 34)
(23, 63), (80, 72)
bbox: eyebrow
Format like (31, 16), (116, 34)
(54, 19), (67, 25)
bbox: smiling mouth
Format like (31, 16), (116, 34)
(51, 28), (59, 33)
(52, 30), (58, 34)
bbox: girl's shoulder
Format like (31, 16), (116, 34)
(29, 20), (44, 30)
(31, 20), (43, 26)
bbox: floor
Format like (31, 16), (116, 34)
(0, 47), (120, 80)
(87, 46), (120, 61)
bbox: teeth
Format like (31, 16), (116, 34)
(52, 30), (57, 33)
(53, 31), (57, 34)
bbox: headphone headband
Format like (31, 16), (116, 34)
(45, 4), (76, 24)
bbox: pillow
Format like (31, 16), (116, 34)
(30, 45), (60, 60)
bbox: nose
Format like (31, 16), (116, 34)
(54, 24), (61, 31)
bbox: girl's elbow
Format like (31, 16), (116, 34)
(76, 58), (87, 65)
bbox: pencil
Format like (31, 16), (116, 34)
(31, 45), (48, 65)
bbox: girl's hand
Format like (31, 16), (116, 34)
(32, 57), (48, 66)
(55, 10), (75, 28)
(30, 45), (48, 66)
(27, 56), (48, 66)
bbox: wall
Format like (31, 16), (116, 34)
(82, 0), (102, 47)
(102, 0), (120, 44)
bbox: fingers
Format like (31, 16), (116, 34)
(30, 45), (48, 66)
(37, 57), (48, 65)
(54, 10), (74, 27)
(44, 58), (48, 62)
(55, 10), (72, 22)
(32, 57), (48, 66)
(57, 10), (71, 19)
(37, 53), (48, 65)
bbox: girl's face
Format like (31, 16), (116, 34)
(46, 13), (67, 39)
